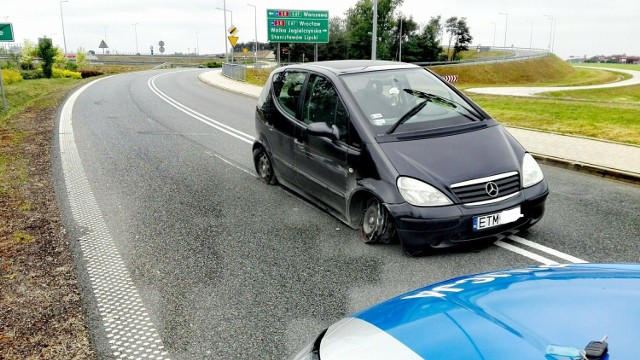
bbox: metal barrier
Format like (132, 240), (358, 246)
(222, 63), (246, 82)
(417, 47), (551, 67)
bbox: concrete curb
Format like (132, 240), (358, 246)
(533, 154), (640, 185)
(197, 71), (639, 186)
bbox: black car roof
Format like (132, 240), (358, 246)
(282, 60), (421, 75)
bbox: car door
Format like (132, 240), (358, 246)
(269, 70), (308, 182)
(294, 74), (351, 214)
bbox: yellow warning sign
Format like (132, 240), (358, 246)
(228, 25), (238, 35)
(242, 48), (248, 54)
(228, 36), (239, 47)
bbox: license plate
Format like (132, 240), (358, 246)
(473, 207), (522, 231)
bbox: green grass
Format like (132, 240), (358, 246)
(1, 78), (85, 119)
(541, 84), (640, 103)
(578, 63), (640, 71)
(430, 55), (627, 87)
(471, 94), (640, 145)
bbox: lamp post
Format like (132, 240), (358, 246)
(60, 0), (69, 55)
(215, 5), (233, 61)
(544, 15), (555, 53)
(527, 20), (533, 50)
(247, 3), (257, 66)
(398, 12), (402, 62)
(372, 0), (377, 60)
(132, 22), (139, 54)
(490, 22), (496, 48)
(498, 12), (508, 48)
(195, 31), (200, 55)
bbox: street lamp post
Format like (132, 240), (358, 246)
(247, 4), (257, 66)
(195, 31), (200, 55)
(132, 23), (139, 54)
(372, 0), (377, 60)
(498, 12), (508, 48)
(527, 20), (533, 50)
(60, 0), (69, 55)
(398, 12), (402, 62)
(215, 5), (233, 61)
(490, 22), (496, 48)
(544, 15), (555, 53)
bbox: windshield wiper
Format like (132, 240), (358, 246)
(385, 89), (484, 135)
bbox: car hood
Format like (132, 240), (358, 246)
(319, 264), (640, 360)
(378, 125), (524, 192)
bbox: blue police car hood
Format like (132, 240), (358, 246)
(378, 124), (524, 190)
(319, 264), (640, 360)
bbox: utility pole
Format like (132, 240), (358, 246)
(371, 0), (377, 60)
(60, 0), (69, 54)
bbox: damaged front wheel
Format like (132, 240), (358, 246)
(359, 197), (396, 244)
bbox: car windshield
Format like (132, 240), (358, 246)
(341, 68), (483, 135)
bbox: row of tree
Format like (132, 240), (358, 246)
(235, 0), (473, 63)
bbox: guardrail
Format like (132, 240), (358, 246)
(417, 47), (551, 67)
(222, 63), (247, 82)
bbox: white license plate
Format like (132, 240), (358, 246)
(473, 207), (522, 231)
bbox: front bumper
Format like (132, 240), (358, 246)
(387, 181), (548, 254)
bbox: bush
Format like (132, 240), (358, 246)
(202, 62), (222, 68)
(1, 69), (24, 84)
(80, 70), (103, 78)
(20, 70), (44, 80)
(52, 68), (82, 79)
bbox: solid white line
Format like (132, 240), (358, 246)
(508, 235), (589, 264)
(147, 73), (255, 144)
(205, 151), (256, 177)
(495, 240), (559, 265)
(59, 77), (170, 359)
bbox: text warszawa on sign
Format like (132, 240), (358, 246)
(267, 9), (329, 43)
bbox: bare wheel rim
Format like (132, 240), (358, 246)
(362, 200), (382, 241)
(258, 153), (272, 180)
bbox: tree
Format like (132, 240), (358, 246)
(345, 0), (404, 60)
(444, 16), (459, 61)
(450, 18), (473, 61)
(38, 38), (57, 78)
(20, 40), (37, 70)
(420, 16), (444, 62)
(76, 47), (88, 70)
(392, 14), (418, 61)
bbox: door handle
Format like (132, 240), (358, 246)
(294, 139), (304, 148)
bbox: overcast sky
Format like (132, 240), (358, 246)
(3, 0), (639, 59)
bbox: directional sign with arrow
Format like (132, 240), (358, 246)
(0, 23), (15, 42)
(267, 9), (329, 43)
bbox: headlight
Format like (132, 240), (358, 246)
(522, 153), (544, 188)
(397, 177), (453, 207)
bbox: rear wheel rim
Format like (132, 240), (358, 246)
(258, 153), (272, 180)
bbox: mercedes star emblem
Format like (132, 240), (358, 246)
(485, 182), (499, 197)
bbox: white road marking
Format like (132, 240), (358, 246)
(495, 240), (559, 265)
(150, 70), (589, 266)
(508, 235), (588, 263)
(147, 72), (255, 144)
(205, 150), (257, 177)
(59, 77), (170, 359)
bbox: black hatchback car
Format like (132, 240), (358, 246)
(252, 60), (548, 255)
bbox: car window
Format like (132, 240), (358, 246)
(341, 68), (474, 134)
(302, 74), (348, 143)
(274, 71), (306, 117)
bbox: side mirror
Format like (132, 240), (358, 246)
(307, 122), (339, 141)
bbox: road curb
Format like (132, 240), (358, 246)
(198, 71), (260, 99)
(533, 153), (640, 185)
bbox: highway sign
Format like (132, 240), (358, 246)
(228, 36), (239, 47)
(267, 9), (329, 43)
(0, 23), (15, 42)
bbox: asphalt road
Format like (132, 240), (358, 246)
(55, 69), (640, 359)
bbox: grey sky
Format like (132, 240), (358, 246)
(3, 0), (639, 59)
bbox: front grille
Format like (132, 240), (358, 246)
(451, 172), (520, 205)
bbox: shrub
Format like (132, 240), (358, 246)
(80, 70), (103, 78)
(52, 68), (82, 79)
(20, 70), (44, 80)
(1, 69), (24, 84)
(202, 62), (222, 68)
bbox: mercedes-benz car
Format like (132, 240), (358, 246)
(292, 263), (640, 359)
(252, 60), (548, 255)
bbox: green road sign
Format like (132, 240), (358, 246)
(267, 9), (329, 43)
(0, 23), (15, 42)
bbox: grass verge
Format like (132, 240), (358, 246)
(471, 94), (640, 145)
(1, 78), (95, 358)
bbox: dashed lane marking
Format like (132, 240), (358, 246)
(59, 78), (170, 359)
